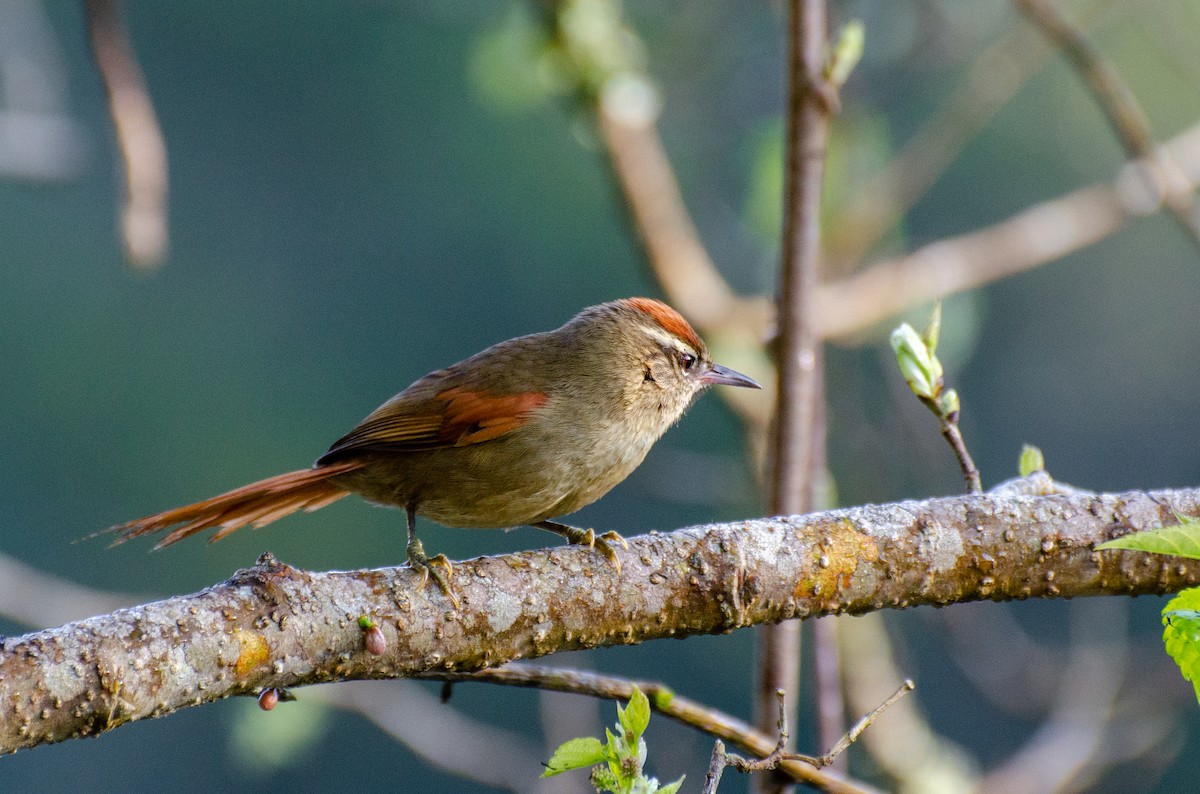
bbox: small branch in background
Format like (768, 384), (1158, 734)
(0, 552), (136, 627)
(977, 598), (1132, 793)
(0, 1), (90, 182)
(1015, 0), (1200, 252)
(816, 119), (1200, 340)
(826, 11), (1060, 267)
(703, 683), (911, 794)
(84, 0), (168, 269)
(840, 614), (981, 791)
(596, 87), (775, 430)
(442, 665), (876, 794)
(313, 681), (564, 794)
(596, 92), (741, 335)
(810, 680), (914, 768)
(890, 304), (981, 492)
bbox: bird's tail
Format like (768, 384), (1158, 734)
(105, 460), (362, 548)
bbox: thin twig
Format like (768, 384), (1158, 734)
(704, 740), (734, 793)
(936, 413), (982, 493)
(704, 682), (914, 792)
(84, 0), (168, 269)
(1015, 0), (1200, 251)
(841, 614), (981, 791)
(814, 680), (915, 766)
(436, 666), (878, 794)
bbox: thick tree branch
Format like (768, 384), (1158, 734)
(5, 480), (1200, 754)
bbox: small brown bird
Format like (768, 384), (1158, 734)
(109, 298), (760, 603)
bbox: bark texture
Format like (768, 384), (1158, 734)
(3, 480), (1198, 753)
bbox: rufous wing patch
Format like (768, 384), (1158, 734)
(436, 387), (549, 446)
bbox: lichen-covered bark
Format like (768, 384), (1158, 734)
(3, 482), (1199, 753)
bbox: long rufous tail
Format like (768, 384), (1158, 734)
(106, 460), (362, 548)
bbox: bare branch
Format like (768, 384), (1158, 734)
(311, 681), (564, 794)
(6, 483), (1200, 755)
(817, 680), (914, 767)
(0, 552), (136, 628)
(841, 613), (981, 791)
(815, 121), (1200, 339)
(702, 681), (910, 793)
(439, 665), (874, 794)
(827, 12), (1057, 265)
(977, 598), (1131, 794)
(1016, 0), (1200, 250)
(596, 95), (745, 336)
(84, 0), (168, 269)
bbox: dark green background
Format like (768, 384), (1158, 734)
(4, 2), (1200, 791)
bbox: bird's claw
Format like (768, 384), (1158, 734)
(407, 540), (460, 609)
(568, 528), (627, 574)
(598, 530), (629, 550)
(593, 532), (626, 574)
(533, 520), (626, 575)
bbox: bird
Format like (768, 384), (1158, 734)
(107, 298), (761, 605)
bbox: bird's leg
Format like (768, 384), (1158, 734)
(532, 520), (628, 573)
(405, 505), (459, 608)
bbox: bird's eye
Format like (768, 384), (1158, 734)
(679, 352), (697, 370)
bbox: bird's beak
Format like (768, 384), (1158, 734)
(700, 363), (761, 389)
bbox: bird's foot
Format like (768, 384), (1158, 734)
(591, 530), (630, 571)
(407, 537), (460, 609)
(534, 521), (628, 574)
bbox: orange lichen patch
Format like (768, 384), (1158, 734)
(233, 630), (271, 678)
(794, 519), (880, 600)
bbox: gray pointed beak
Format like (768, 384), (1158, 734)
(700, 363), (761, 389)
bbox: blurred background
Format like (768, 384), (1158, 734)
(2, 0), (1200, 791)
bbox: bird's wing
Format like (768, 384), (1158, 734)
(317, 386), (549, 463)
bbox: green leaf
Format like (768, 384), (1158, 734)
(1096, 514), (1200, 559)
(936, 387), (960, 419)
(1018, 444), (1045, 477)
(921, 300), (942, 356)
(1163, 588), (1200, 703)
(826, 20), (864, 88)
(890, 323), (940, 400)
(543, 737), (606, 777)
(620, 687), (651, 739)
(657, 776), (686, 794)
